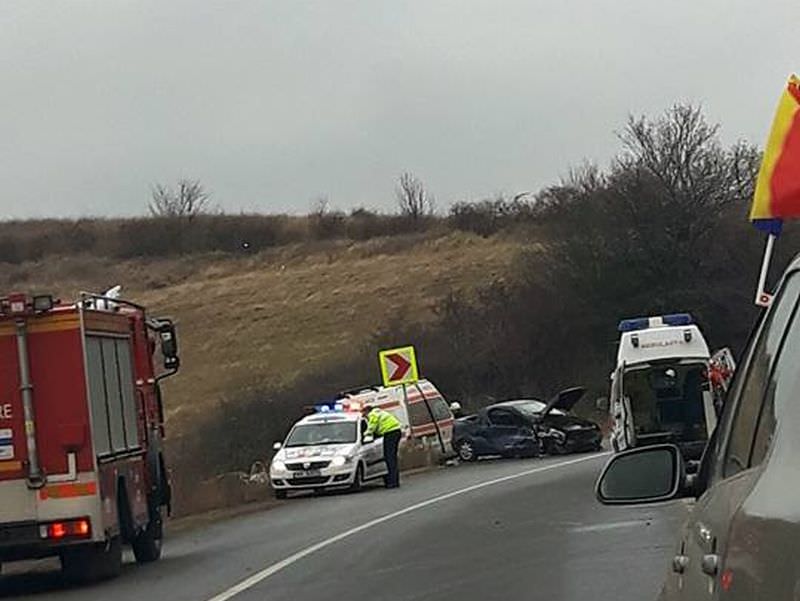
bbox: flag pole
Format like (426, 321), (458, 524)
(754, 233), (777, 307)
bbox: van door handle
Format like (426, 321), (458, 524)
(672, 554), (689, 574)
(701, 554), (719, 576)
(696, 523), (715, 553)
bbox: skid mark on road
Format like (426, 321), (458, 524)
(204, 452), (609, 601)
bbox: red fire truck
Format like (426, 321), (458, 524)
(0, 291), (179, 582)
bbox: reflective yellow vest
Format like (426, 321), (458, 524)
(365, 408), (402, 436)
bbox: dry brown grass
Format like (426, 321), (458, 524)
(144, 232), (520, 432)
(2, 232), (522, 436)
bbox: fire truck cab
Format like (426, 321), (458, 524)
(0, 291), (179, 582)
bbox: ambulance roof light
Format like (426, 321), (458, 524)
(618, 313), (693, 332)
(662, 313), (693, 327)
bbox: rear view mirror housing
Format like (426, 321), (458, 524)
(157, 321), (179, 371)
(596, 444), (687, 505)
(363, 434), (375, 444)
(272, 442), (282, 451)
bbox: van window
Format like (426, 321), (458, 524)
(429, 397), (451, 421)
(407, 401), (431, 426)
(724, 275), (800, 476)
(751, 286), (800, 466)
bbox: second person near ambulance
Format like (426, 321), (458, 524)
(363, 403), (403, 489)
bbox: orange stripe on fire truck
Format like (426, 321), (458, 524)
(39, 481), (98, 500)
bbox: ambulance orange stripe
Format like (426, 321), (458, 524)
(39, 481), (98, 500)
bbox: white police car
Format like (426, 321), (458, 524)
(269, 407), (388, 498)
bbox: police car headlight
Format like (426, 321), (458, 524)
(272, 460), (287, 472)
(331, 455), (349, 467)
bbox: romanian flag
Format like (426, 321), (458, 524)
(750, 75), (800, 235)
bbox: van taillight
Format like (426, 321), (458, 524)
(39, 518), (91, 540)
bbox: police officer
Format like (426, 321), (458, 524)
(362, 403), (403, 489)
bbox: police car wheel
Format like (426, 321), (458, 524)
(456, 440), (476, 462)
(350, 464), (364, 492)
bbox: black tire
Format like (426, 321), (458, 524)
(132, 507), (164, 564)
(274, 489), (287, 500)
(61, 537), (122, 583)
(455, 439), (477, 462)
(349, 464), (364, 492)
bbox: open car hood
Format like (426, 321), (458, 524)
(542, 386), (586, 415)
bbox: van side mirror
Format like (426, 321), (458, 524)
(272, 442), (282, 451)
(596, 445), (686, 505)
(595, 397), (609, 412)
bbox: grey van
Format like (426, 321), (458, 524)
(596, 255), (800, 599)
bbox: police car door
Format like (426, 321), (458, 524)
(361, 418), (385, 478)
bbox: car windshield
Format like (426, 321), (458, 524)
(515, 401), (565, 418)
(285, 422), (357, 447)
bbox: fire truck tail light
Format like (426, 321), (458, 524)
(74, 519), (90, 536)
(40, 518), (92, 540)
(50, 522), (67, 539)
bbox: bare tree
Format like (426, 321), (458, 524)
(395, 172), (435, 220)
(149, 179), (211, 220)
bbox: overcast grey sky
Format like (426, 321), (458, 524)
(1, 1), (797, 218)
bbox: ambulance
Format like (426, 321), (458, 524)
(339, 379), (455, 455)
(602, 313), (718, 462)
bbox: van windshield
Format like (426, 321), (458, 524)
(624, 363), (708, 442)
(285, 422), (358, 447)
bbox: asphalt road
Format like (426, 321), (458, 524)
(1, 452), (686, 601)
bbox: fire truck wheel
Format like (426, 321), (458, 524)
(61, 537), (123, 583)
(132, 507), (164, 563)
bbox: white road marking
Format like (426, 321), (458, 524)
(204, 452), (609, 601)
(570, 519), (650, 533)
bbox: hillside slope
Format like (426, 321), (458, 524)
(145, 233), (520, 431)
(2, 232), (521, 437)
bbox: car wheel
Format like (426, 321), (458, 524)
(545, 439), (568, 455)
(350, 464), (364, 492)
(456, 439), (477, 462)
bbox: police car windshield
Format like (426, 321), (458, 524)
(285, 422), (358, 447)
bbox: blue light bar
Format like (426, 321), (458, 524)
(662, 313), (693, 327)
(618, 317), (650, 333)
(313, 401), (344, 413)
(618, 313), (694, 333)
